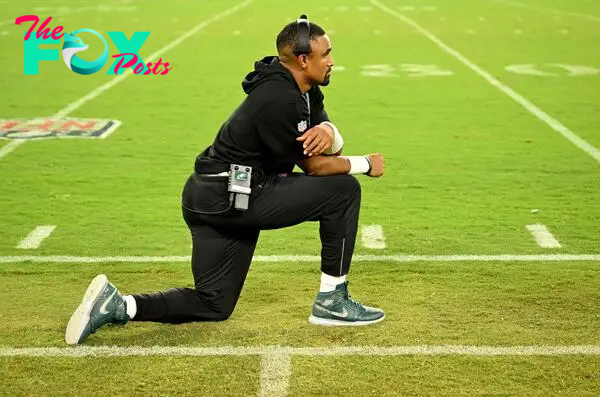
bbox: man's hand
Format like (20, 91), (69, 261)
(366, 153), (384, 177)
(296, 123), (334, 156)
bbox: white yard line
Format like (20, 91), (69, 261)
(0, 0), (254, 161)
(6, 344), (599, 397)
(4, 343), (599, 397)
(526, 224), (561, 248)
(259, 351), (292, 397)
(2, 345), (599, 357)
(2, 343), (599, 397)
(0, 254), (599, 263)
(490, 0), (600, 22)
(370, 0), (600, 164)
(361, 224), (386, 249)
(0, 140), (26, 159)
(16, 225), (57, 249)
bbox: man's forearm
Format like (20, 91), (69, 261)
(297, 155), (350, 176)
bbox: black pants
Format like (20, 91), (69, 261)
(132, 173), (361, 323)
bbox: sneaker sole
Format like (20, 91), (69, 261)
(307, 314), (385, 326)
(64, 274), (108, 345)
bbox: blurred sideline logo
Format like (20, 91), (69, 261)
(0, 118), (121, 140)
(15, 15), (172, 75)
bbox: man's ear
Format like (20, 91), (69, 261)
(299, 54), (308, 69)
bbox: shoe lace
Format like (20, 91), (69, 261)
(342, 282), (366, 312)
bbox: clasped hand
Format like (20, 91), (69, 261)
(296, 123), (334, 156)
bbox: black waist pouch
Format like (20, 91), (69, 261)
(181, 173), (232, 215)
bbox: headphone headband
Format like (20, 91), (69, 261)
(295, 14), (310, 56)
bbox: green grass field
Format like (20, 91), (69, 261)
(1, 0), (599, 395)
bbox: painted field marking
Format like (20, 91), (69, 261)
(259, 351), (291, 397)
(0, 140), (26, 159)
(361, 225), (386, 249)
(16, 226), (57, 249)
(526, 224), (561, 248)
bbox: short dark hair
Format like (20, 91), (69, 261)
(276, 20), (326, 54)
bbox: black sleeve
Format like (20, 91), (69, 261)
(309, 86), (330, 126)
(256, 101), (310, 163)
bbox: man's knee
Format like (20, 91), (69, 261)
(330, 174), (361, 195)
(211, 304), (235, 321)
(336, 174), (361, 201)
(195, 290), (237, 321)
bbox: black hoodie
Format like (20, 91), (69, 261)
(197, 56), (330, 175)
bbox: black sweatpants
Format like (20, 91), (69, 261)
(132, 172), (361, 323)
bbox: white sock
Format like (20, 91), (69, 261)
(123, 295), (137, 319)
(319, 273), (347, 292)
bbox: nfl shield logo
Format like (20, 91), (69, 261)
(297, 120), (308, 133)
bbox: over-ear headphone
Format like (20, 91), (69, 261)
(294, 14), (310, 56)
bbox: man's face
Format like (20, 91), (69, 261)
(305, 34), (333, 86)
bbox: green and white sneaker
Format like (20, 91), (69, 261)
(65, 274), (128, 345)
(308, 282), (385, 326)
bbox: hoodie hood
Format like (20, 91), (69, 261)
(241, 56), (297, 94)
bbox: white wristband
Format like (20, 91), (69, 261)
(322, 121), (344, 154)
(343, 156), (371, 174)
